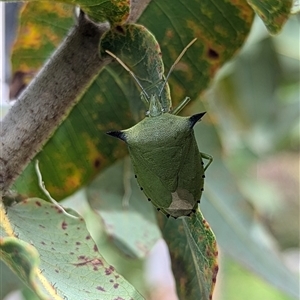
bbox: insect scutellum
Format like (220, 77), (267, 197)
(105, 38), (197, 117)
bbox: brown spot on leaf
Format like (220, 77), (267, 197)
(94, 159), (101, 168)
(212, 264), (219, 284)
(96, 286), (105, 291)
(105, 265), (115, 275)
(76, 242), (81, 245)
(86, 235), (91, 240)
(207, 48), (219, 59)
(105, 268), (112, 275)
(113, 283), (119, 289)
(53, 206), (63, 213)
(115, 25), (125, 34)
(92, 259), (103, 267)
(94, 244), (98, 252)
(61, 221), (67, 230)
(35, 201), (41, 206)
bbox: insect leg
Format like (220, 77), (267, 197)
(200, 152), (213, 171)
(171, 97), (191, 115)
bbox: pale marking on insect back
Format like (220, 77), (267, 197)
(147, 94), (163, 117)
(169, 188), (194, 210)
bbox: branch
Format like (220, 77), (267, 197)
(0, 2), (149, 193)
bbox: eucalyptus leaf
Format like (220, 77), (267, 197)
(1, 199), (144, 299)
(159, 210), (218, 300)
(247, 0), (293, 34)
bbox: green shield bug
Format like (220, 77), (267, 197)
(106, 39), (213, 218)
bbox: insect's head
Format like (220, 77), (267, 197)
(146, 94), (164, 117)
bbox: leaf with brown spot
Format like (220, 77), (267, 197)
(11, 2), (74, 75)
(0, 237), (55, 299)
(247, 0), (293, 34)
(0, 199), (144, 299)
(158, 210), (218, 300)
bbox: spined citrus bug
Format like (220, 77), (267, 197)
(106, 39), (213, 218)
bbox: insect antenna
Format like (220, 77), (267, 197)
(105, 50), (150, 101)
(158, 38), (197, 98)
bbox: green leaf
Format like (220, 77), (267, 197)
(0, 237), (53, 299)
(3, 0), (130, 26)
(183, 213), (218, 298)
(79, 0), (130, 25)
(11, 2), (74, 74)
(247, 0), (293, 34)
(87, 158), (161, 259)
(1, 199), (144, 299)
(100, 23), (171, 114)
(138, 0), (254, 106)
(78, 194), (149, 297)
(158, 211), (218, 300)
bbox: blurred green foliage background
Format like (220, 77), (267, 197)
(204, 14), (299, 300)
